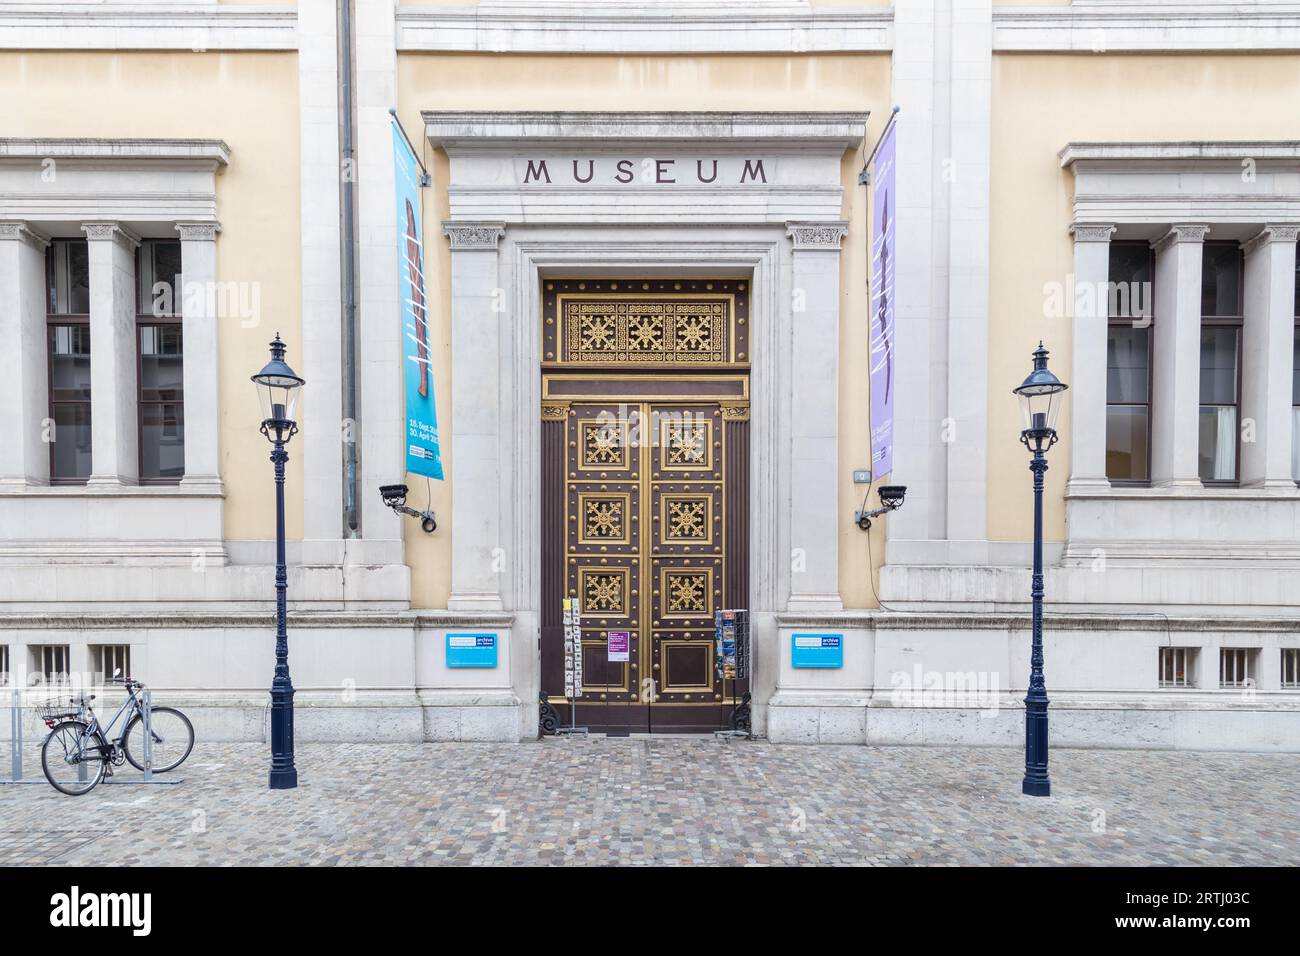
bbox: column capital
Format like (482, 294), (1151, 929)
(81, 221), (140, 250)
(1068, 222), (1115, 244)
(786, 221), (849, 250)
(175, 221), (220, 242)
(0, 220), (49, 251)
(442, 221), (505, 250)
(1241, 223), (1300, 256)
(1151, 223), (1210, 255)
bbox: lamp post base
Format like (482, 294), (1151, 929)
(269, 768), (298, 790)
(1021, 776), (1050, 797)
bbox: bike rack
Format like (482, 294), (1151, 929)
(1, 688), (43, 786)
(1, 686), (183, 787)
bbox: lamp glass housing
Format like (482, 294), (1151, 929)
(251, 335), (305, 426)
(1015, 386), (1065, 434)
(1013, 344), (1068, 434)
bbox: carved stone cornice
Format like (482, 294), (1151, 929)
(1151, 223), (1210, 255)
(443, 221), (506, 250)
(786, 221), (849, 250)
(1068, 222), (1116, 244)
(175, 221), (220, 243)
(0, 220), (49, 251)
(1241, 223), (1300, 256)
(81, 221), (140, 250)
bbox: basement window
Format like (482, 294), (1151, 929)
(1219, 648), (1259, 689)
(91, 644), (132, 684)
(1158, 647), (1197, 688)
(31, 645), (71, 685)
(1282, 648), (1300, 689)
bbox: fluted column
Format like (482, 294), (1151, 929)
(1066, 223), (1115, 493)
(84, 222), (140, 487)
(0, 222), (51, 485)
(1150, 224), (1209, 489)
(1240, 224), (1300, 489)
(785, 221), (848, 612)
(176, 222), (222, 490)
(445, 222), (507, 612)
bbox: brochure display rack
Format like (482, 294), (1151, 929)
(557, 598), (589, 737)
(713, 609), (752, 739)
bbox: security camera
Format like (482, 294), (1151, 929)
(379, 484), (408, 508)
(878, 485), (907, 509)
(379, 483), (436, 534)
(856, 484), (907, 531)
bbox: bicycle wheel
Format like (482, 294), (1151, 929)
(41, 721), (109, 796)
(123, 706), (195, 773)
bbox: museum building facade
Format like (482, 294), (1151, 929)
(1, 0), (1299, 750)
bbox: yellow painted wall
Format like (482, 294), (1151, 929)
(396, 52), (892, 609)
(989, 53), (1300, 543)
(0, 51), (303, 542)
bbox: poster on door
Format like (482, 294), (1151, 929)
(869, 119), (897, 479)
(393, 120), (444, 480)
(607, 630), (630, 663)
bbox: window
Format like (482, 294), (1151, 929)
(1218, 647), (1258, 689)
(0, 646), (9, 688)
(1158, 647), (1197, 688)
(32, 645), (71, 685)
(1282, 648), (1300, 689)
(1106, 242), (1154, 482)
(137, 240), (184, 482)
(90, 644), (131, 683)
(46, 239), (92, 483)
(1198, 242), (1243, 483)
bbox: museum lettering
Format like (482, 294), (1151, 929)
(522, 157), (768, 184)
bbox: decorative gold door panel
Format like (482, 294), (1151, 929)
(647, 403), (725, 719)
(542, 278), (750, 370)
(565, 402), (643, 707)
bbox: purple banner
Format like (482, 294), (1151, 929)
(869, 120), (897, 479)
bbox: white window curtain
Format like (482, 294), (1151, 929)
(1213, 407), (1237, 480)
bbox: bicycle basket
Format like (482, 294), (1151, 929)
(36, 699), (82, 722)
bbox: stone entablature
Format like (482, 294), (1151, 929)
(398, 2), (893, 55)
(426, 111), (866, 227)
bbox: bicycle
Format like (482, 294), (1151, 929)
(38, 676), (195, 796)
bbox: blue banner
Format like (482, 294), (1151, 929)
(394, 121), (443, 480)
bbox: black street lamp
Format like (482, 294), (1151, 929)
(252, 334), (305, 790)
(1012, 342), (1067, 798)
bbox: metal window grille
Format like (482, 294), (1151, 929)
(34, 645), (71, 684)
(1281, 648), (1300, 689)
(1219, 647), (1257, 689)
(1158, 647), (1196, 688)
(91, 644), (131, 683)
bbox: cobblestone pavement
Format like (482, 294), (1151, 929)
(1, 739), (1296, 866)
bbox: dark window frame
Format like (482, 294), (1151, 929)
(1106, 241), (1155, 485)
(1198, 241), (1245, 486)
(135, 239), (185, 486)
(1293, 241), (1299, 485)
(45, 238), (92, 486)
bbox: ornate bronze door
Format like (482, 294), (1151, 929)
(644, 401), (729, 731)
(540, 279), (750, 734)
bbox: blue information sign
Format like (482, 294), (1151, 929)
(446, 632), (498, 668)
(791, 633), (843, 669)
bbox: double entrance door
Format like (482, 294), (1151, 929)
(541, 388), (750, 733)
